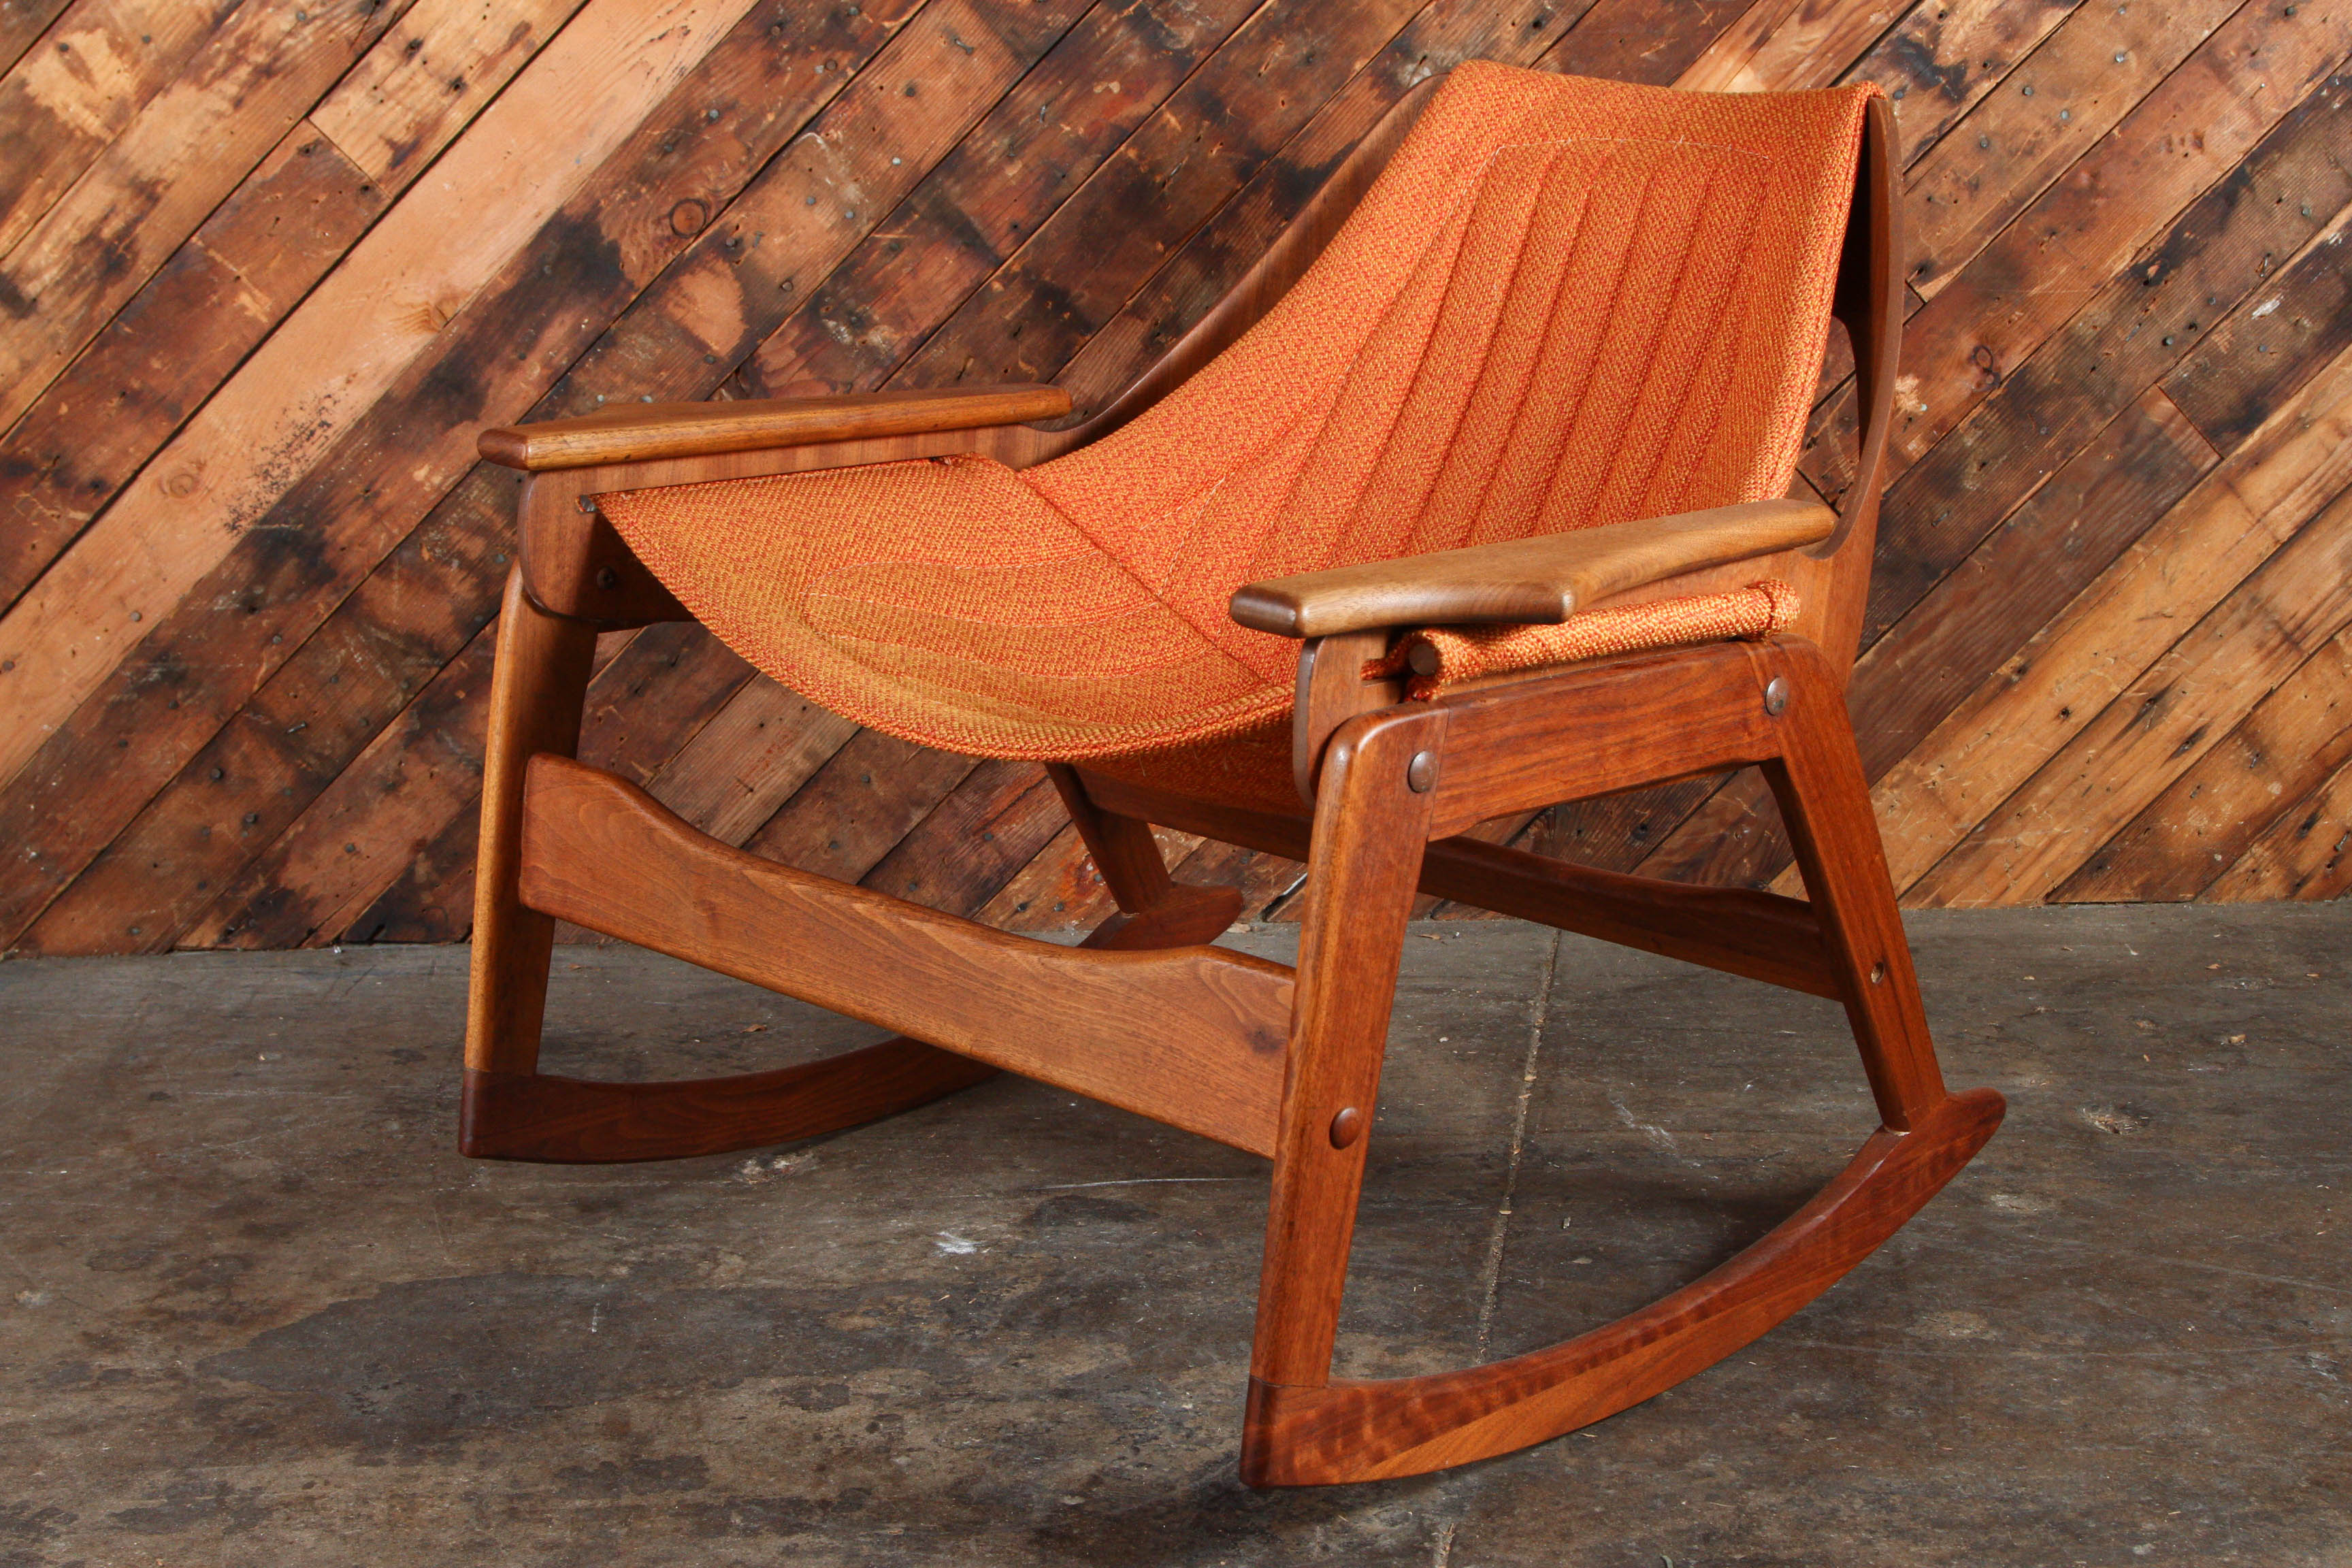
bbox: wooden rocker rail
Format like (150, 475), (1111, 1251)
(515, 755), (1295, 1157)
(1241, 1088), (2004, 1484)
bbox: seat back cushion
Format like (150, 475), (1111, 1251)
(599, 64), (1874, 760)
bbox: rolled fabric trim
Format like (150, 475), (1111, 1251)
(1366, 580), (1800, 698)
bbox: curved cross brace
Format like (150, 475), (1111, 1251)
(1243, 1087), (2004, 1484)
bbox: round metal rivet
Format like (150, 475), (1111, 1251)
(1763, 676), (1790, 716)
(1329, 1107), (1365, 1148)
(1406, 751), (1438, 792)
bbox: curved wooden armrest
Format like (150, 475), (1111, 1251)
(1227, 497), (1835, 638)
(479, 384), (1074, 472)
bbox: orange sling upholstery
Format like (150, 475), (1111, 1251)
(598, 64), (1874, 780)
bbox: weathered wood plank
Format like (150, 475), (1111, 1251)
(1865, 339), (2352, 896)
(891, 0), (1434, 394)
(0, 0), (583, 613)
(1537, 0), (1756, 85)
(2163, 204), (2352, 451)
(742, 730), (980, 885)
(338, 791), (485, 943)
(642, 679), (862, 848)
(0, 0), (238, 261)
(2199, 750), (2352, 903)
(1907, 481), (2352, 908)
(14, 491), (516, 955)
(2055, 627), (2352, 904)
(745, 0), (1264, 396)
(977, 821), (1120, 932)
(1678, 0), (1899, 93)
(0, 0), (78, 78)
(1850, 0), (2078, 167)
(0, 0), (900, 946)
(862, 757), (1066, 918)
(1901, 0), (2238, 302)
(0, 0), (766, 795)
(1863, 0), (2349, 491)
(0, 127), (384, 613)
(184, 620), (504, 949)
(555, 0), (1092, 406)
(0, 0), (411, 431)
(1863, 72), (2352, 650)
(1855, 389), (2219, 781)
(307, 0), (586, 186)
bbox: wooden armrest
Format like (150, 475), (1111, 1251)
(478, 384), (1074, 472)
(1227, 498), (1836, 638)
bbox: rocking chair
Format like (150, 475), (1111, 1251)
(459, 63), (2003, 1485)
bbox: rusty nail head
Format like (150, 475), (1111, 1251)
(1329, 1107), (1365, 1148)
(1764, 676), (1790, 715)
(1407, 751), (1438, 791)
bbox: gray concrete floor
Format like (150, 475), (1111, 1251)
(0, 904), (2345, 1566)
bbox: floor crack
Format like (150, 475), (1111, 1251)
(1475, 929), (1561, 1357)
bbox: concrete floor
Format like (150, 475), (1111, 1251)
(0, 904), (2344, 1566)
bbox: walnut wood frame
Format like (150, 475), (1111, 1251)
(460, 86), (2001, 1485)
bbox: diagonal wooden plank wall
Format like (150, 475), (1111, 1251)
(1, 0), (2347, 958)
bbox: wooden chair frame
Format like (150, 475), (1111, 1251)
(459, 83), (2002, 1485)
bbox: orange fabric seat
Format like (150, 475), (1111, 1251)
(598, 64), (1872, 775)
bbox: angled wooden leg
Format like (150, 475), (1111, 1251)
(461, 570), (994, 1164)
(1048, 762), (1241, 941)
(464, 567), (598, 1090)
(1238, 640), (2002, 1486)
(1241, 706), (1445, 1481)
(1754, 640), (1948, 1130)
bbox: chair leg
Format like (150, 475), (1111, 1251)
(1047, 763), (1241, 938)
(459, 570), (1001, 1163)
(463, 568), (598, 1091)
(1235, 647), (2002, 1486)
(1757, 643), (1946, 1130)
(1241, 708), (1444, 1477)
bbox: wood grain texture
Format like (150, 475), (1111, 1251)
(480, 383), (1073, 470)
(1230, 500), (1835, 638)
(3, 0), (2349, 956)
(519, 753), (1294, 1156)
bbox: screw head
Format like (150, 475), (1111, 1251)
(594, 566), (619, 591)
(1329, 1107), (1365, 1148)
(1763, 676), (1791, 716)
(1406, 750), (1439, 792)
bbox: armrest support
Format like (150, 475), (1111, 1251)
(479, 384), (1074, 472)
(1228, 498), (1836, 638)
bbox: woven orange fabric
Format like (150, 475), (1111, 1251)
(598, 64), (1875, 767)
(1372, 580), (1802, 698)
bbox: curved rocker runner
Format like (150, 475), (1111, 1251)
(453, 63), (2004, 1485)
